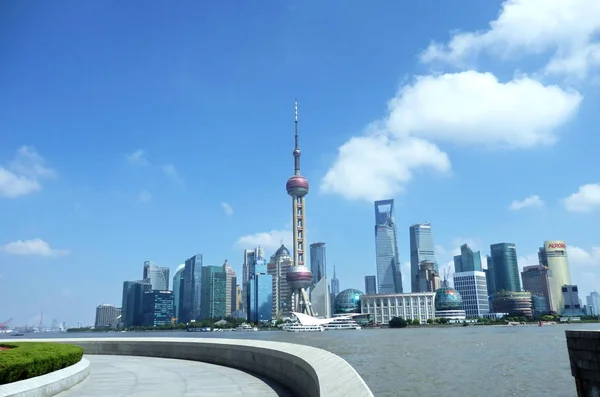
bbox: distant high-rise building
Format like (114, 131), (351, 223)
(222, 260), (237, 317)
(416, 261), (441, 293)
(182, 254), (203, 323)
(410, 223), (437, 293)
(489, 243), (521, 292)
(330, 265), (340, 315)
(268, 245), (292, 318)
(121, 279), (150, 327)
(374, 199), (403, 294)
(521, 265), (553, 315)
(235, 285), (242, 311)
(587, 292), (600, 316)
(364, 275), (377, 295)
(200, 265), (227, 320)
(142, 290), (174, 327)
(539, 241), (572, 313)
(454, 244), (482, 273)
(311, 276), (330, 317)
(247, 253), (273, 323)
(242, 247), (265, 311)
(310, 242), (327, 286)
(562, 285), (583, 316)
(172, 264), (185, 321)
(95, 304), (120, 328)
(484, 255), (496, 295)
(143, 261), (170, 290)
(453, 271), (489, 318)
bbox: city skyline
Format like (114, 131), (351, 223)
(2, 0), (600, 325)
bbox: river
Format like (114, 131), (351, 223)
(21, 323), (596, 397)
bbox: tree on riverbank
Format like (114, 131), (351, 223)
(389, 317), (408, 328)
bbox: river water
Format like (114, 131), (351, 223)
(21, 323), (596, 397)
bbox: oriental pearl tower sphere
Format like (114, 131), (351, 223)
(285, 100), (315, 317)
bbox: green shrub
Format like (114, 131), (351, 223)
(0, 342), (83, 384)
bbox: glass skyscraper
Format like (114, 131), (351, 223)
(247, 255), (273, 322)
(454, 244), (482, 273)
(364, 275), (377, 295)
(489, 243), (521, 292)
(410, 223), (437, 293)
(182, 254), (202, 323)
(374, 199), (403, 294)
(142, 290), (174, 327)
(200, 265), (227, 320)
(172, 264), (185, 321)
(309, 242), (326, 285)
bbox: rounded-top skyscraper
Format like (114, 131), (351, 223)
(285, 100), (314, 317)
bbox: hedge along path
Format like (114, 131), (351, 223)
(0, 342), (84, 384)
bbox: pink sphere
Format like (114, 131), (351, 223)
(286, 265), (313, 290)
(286, 175), (309, 197)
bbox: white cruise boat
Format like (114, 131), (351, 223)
(282, 323), (325, 332)
(323, 317), (362, 330)
(235, 323), (258, 331)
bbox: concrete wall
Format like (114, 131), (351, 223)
(566, 330), (600, 397)
(32, 337), (374, 397)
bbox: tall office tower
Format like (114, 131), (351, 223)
(268, 245), (293, 318)
(587, 292), (600, 316)
(143, 261), (170, 290)
(410, 223), (437, 293)
(182, 254), (203, 323)
(95, 304), (120, 328)
(172, 264), (185, 321)
(236, 285), (242, 311)
(416, 261), (441, 293)
(285, 101), (314, 316)
(374, 199), (403, 294)
(121, 279), (151, 327)
(454, 244), (482, 273)
(489, 243), (521, 292)
(484, 255), (496, 296)
(222, 260), (237, 317)
(242, 247), (265, 311)
(200, 265), (227, 320)
(453, 271), (489, 317)
(142, 290), (174, 327)
(364, 275), (377, 295)
(538, 241), (572, 313)
(247, 252), (273, 323)
(330, 264), (340, 315)
(310, 242), (327, 286)
(521, 265), (553, 315)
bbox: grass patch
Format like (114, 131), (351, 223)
(0, 342), (83, 385)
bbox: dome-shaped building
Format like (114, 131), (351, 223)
(334, 289), (364, 314)
(275, 245), (290, 257)
(434, 287), (466, 320)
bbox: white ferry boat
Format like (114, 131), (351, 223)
(323, 317), (362, 330)
(235, 323), (258, 332)
(282, 323), (325, 332)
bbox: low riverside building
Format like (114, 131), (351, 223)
(360, 292), (435, 324)
(491, 291), (533, 317)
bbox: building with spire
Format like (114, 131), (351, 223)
(268, 245), (293, 318)
(285, 100), (314, 316)
(330, 264), (340, 314)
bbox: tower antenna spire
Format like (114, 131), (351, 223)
(293, 100), (301, 175)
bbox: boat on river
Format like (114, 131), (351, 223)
(282, 323), (325, 332)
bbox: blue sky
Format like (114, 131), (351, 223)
(2, 0), (600, 326)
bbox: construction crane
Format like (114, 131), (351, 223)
(0, 319), (13, 330)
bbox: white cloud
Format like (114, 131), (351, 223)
(138, 190), (152, 202)
(221, 202), (234, 215)
(421, 0), (600, 79)
(161, 164), (183, 183)
(509, 194), (544, 210)
(0, 238), (70, 257)
(569, 245), (600, 267)
(0, 146), (55, 198)
(321, 71), (580, 201)
(127, 149), (149, 166)
(563, 183), (600, 212)
(234, 229), (292, 253)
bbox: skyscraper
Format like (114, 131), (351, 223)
(374, 199), (403, 294)
(285, 101), (314, 316)
(200, 265), (227, 320)
(121, 279), (150, 327)
(268, 245), (292, 318)
(222, 260), (237, 317)
(453, 271), (489, 318)
(172, 264), (185, 321)
(182, 254), (202, 323)
(489, 243), (521, 292)
(247, 253), (273, 323)
(364, 275), (377, 295)
(309, 242), (327, 286)
(539, 240), (572, 313)
(410, 223), (436, 293)
(142, 290), (174, 327)
(586, 292), (600, 316)
(95, 304), (120, 328)
(521, 265), (553, 315)
(143, 261), (170, 290)
(453, 244), (482, 273)
(242, 247), (265, 311)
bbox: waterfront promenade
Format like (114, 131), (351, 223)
(58, 355), (292, 396)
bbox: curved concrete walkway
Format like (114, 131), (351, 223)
(58, 355), (293, 397)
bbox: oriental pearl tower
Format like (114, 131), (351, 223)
(285, 100), (315, 317)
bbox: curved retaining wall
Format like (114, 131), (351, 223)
(30, 337), (374, 397)
(0, 357), (90, 397)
